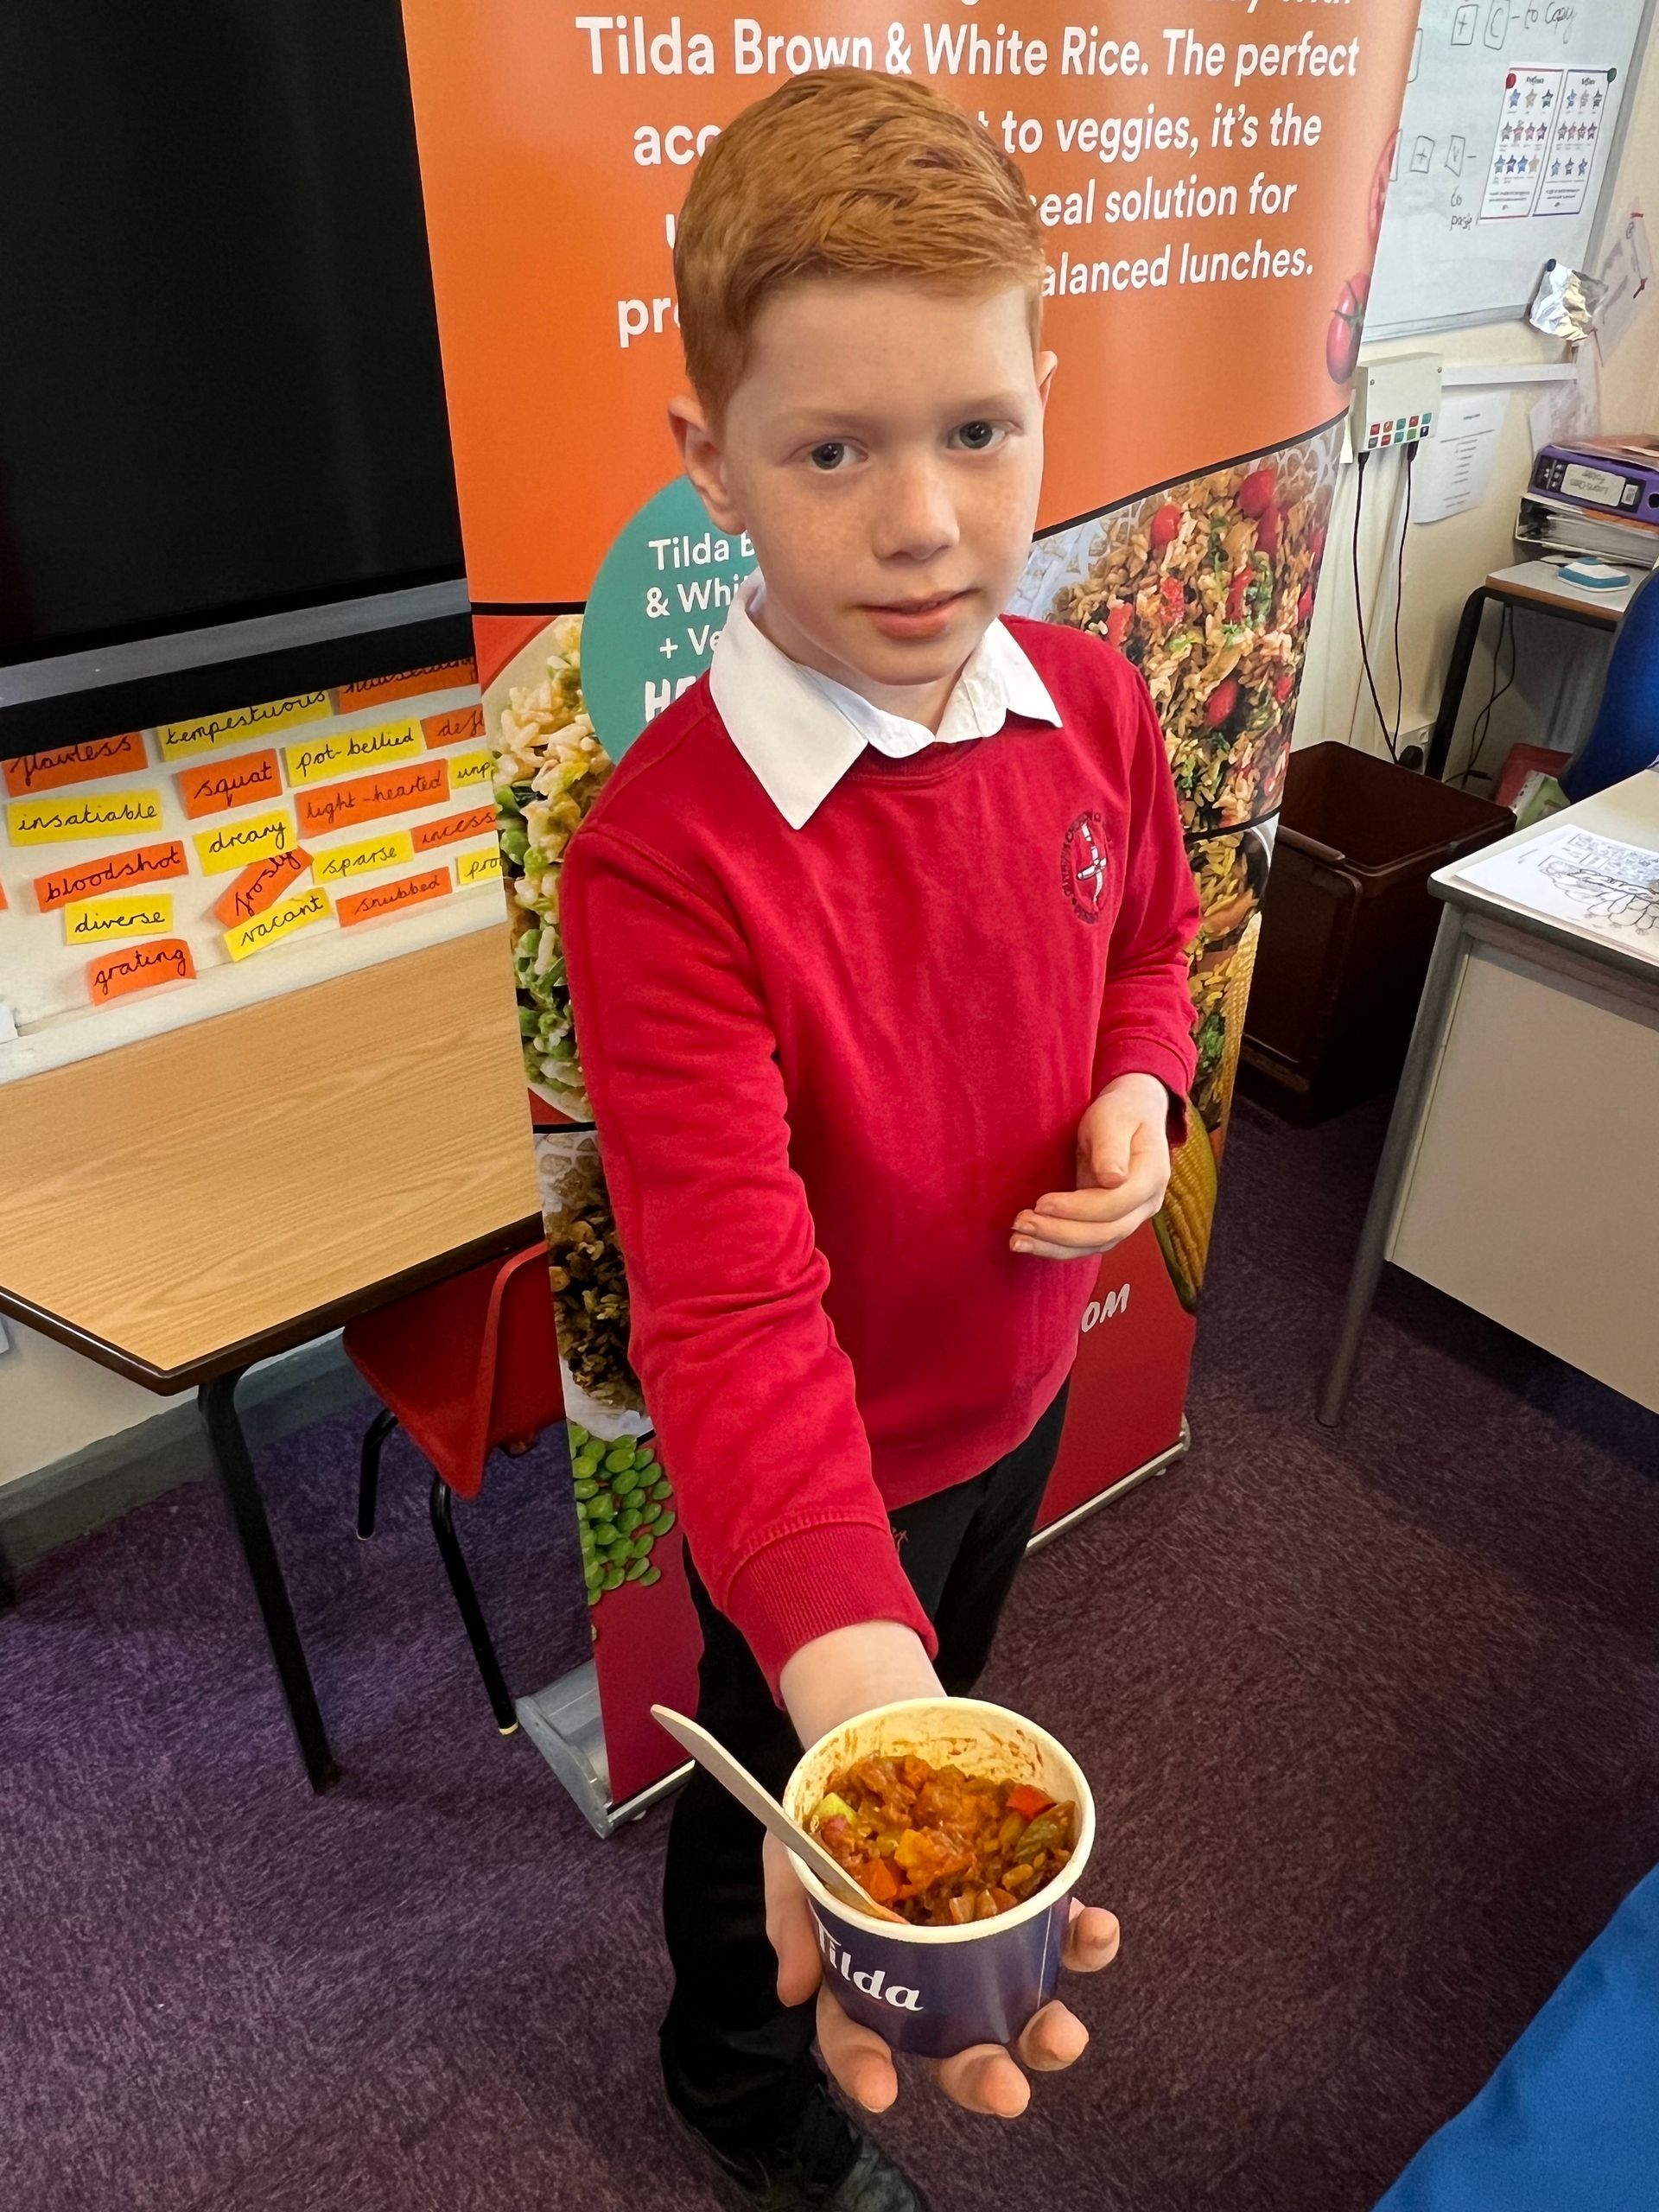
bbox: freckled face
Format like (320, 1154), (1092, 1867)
(675, 281), (1055, 721)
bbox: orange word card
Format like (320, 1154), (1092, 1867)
(3, 733), (147, 798)
(335, 660), (475, 712)
(411, 804), (494, 854)
(175, 750), (283, 819)
(422, 703), (486, 749)
(337, 865), (452, 927)
(295, 758), (449, 840)
(86, 938), (196, 1005)
(34, 839), (189, 912)
(212, 846), (313, 928)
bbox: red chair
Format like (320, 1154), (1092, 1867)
(344, 1239), (563, 1737)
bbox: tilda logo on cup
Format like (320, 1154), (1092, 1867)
(815, 1925), (925, 2014)
(785, 1697), (1096, 2063)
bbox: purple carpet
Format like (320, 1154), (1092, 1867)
(3, 1099), (1656, 2212)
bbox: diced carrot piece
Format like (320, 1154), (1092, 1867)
(861, 1857), (900, 1905)
(1006, 1785), (1052, 1822)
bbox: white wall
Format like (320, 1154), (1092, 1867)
(0, 1321), (172, 1486)
(1300, 44), (1659, 780)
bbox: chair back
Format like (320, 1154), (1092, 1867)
(1560, 566), (1659, 802)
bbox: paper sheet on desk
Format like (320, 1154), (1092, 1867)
(1459, 825), (1659, 961)
(1410, 390), (1510, 525)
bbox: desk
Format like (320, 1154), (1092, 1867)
(1321, 770), (1659, 1425)
(0, 928), (542, 1789)
(1427, 560), (1637, 781)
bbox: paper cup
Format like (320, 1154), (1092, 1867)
(783, 1698), (1096, 2061)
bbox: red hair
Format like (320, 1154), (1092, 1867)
(676, 69), (1045, 421)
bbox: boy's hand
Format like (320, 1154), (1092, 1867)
(1011, 1072), (1172, 1262)
(772, 1622), (1121, 2117)
(766, 1839), (1121, 2117)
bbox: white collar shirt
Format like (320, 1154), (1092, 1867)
(708, 570), (1062, 830)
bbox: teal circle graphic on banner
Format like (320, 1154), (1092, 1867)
(582, 477), (758, 763)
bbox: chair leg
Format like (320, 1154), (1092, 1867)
(357, 1408), (398, 1541)
(428, 1475), (518, 1738)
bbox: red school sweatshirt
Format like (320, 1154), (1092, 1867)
(560, 619), (1200, 1692)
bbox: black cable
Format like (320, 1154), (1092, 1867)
(1391, 442), (1418, 755)
(1351, 449), (1399, 760)
(1459, 603), (1517, 788)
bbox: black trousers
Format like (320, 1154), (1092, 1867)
(659, 1383), (1071, 2148)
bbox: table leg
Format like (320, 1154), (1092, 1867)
(1426, 588), (1490, 782)
(199, 1369), (340, 1792)
(1319, 907), (1468, 1427)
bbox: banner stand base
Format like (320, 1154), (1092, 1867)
(1027, 1419), (1191, 1555)
(515, 1660), (693, 1837)
(519, 1417), (1190, 1839)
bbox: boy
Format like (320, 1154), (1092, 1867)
(562, 69), (1199, 2212)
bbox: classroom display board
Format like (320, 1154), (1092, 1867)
(1366, 0), (1652, 340)
(0, 663), (501, 1053)
(399, 0), (1419, 1806)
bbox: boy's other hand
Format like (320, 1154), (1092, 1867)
(1012, 1071), (1172, 1262)
(766, 1838), (1121, 2117)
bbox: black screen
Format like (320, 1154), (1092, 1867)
(0, 2), (462, 667)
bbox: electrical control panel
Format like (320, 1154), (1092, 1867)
(1349, 353), (1444, 455)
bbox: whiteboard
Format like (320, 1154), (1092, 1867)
(1367, 0), (1655, 340)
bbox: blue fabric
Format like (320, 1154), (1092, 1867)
(1375, 1864), (1659, 2212)
(1560, 566), (1659, 800)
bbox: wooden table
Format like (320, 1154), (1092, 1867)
(1321, 769), (1659, 1424)
(1427, 559), (1637, 780)
(0, 928), (542, 1789)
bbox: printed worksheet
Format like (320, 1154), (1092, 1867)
(1459, 826), (1659, 961)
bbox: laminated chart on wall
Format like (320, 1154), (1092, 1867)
(0, 660), (505, 1050)
(1366, 0), (1651, 340)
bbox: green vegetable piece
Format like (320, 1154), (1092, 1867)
(601, 1564), (626, 1592)
(572, 1478), (598, 1501)
(588, 1494), (616, 1522)
(624, 1557), (651, 1581)
(639, 1565), (662, 1586)
(655, 1511), (677, 1537)
(815, 1792), (856, 1826)
(639, 1501), (663, 1526)
(603, 1446), (634, 1473)
(650, 1480), (672, 1502)
(630, 1535), (654, 1560)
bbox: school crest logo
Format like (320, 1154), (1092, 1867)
(1060, 810), (1109, 924)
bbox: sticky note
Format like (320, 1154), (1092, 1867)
(295, 758), (449, 840)
(157, 692), (330, 760)
(86, 938), (196, 1005)
(193, 809), (297, 875)
(336, 866), (452, 928)
(457, 847), (503, 887)
(334, 661), (476, 713)
(33, 839), (189, 912)
(422, 704), (486, 750)
(447, 748), (494, 790)
(212, 846), (312, 928)
(3, 733), (147, 798)
(223, 884), (332, 961)
(312, 829), (416, 884)
(412, 804), (495, 854)
(284, 720), (423, 785)
(175, 749), (283, 820)
(62, 893), (175, 945)
(7, 790), (163, 844)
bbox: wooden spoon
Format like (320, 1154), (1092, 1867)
(652, 1704), (906, 1925)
